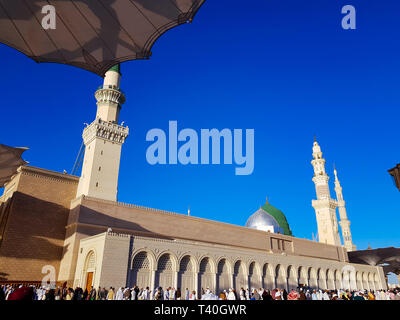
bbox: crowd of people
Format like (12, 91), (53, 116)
(1, 284), (400, 301)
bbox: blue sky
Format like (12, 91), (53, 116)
(1, 0), (399, 252)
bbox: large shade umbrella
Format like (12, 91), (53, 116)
(0, 144), (28, 188)
(0, 0), (206, 76)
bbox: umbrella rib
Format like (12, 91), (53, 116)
(127, 0), (161, 36)
(96, 0), (140, 53)
(0, 1), (35, 57)
(69, 0), (115, 59)
(167, 0), (184, 15)
(46, 0), (84, 52)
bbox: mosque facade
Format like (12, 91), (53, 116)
(0, 66), (386, 293)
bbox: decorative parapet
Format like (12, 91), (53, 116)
(21, 165), (79, 184)
(82, 118), (129, 145)
(312, 198), (338, 210)
(106, 231), (130, 239)
(95, 86), (125, 105)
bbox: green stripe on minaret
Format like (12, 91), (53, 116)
(109, 63), (121, 75)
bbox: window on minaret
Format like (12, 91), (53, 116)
(96, 182), (98, 187)
(99, 166), (101, 171)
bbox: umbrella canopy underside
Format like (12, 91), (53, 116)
(0, 0), (205, 76)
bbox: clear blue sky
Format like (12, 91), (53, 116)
(1, 0), (399, 251)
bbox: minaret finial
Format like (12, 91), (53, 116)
(314, 134), (316, 142)
(188, 206), (190, 216)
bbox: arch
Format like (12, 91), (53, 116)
(298, 266), (308, 287)
(178, 255), (195, 293)
(130, 249), (157, 270)
(262, 263), (274, 289)
(308, 267), (318, 289)
(82, 250), (96, 292)
(248, 261), (261, 290)
(216, 258), (231, 293)
(287, 265), (298, 291)
(233, 260), (247, 290)
(154, 253), (176, 290)
(275, 264), (287, 290)
(198, 257), (215, 293)
(217, 257), (232, 274)
(130, 251), (152, 288)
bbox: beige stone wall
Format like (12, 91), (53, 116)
(70, 196), (349, 260)
(74, 231), (387, 295)
(73, 233), (106, 289)
(99, 232), (130, 288)
(128, 234), (386, 292)
(0, 166), (78, 282)
(74, 232), (130, 290)
(0, 166), (386, 293)
(58, 195), (353, 285)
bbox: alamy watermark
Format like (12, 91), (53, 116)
(41, 5), (56, 30)
(146, 121), (254, 175)
(41, 265), (56, 289)
(39, 5), (357, 32)
(341, 264), (357, 289)
(342, 5), (356, 30)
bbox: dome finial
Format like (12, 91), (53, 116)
(265, 196), (269, 204)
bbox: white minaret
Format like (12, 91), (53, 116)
(76, 64), (129, 202)
(334, 166), (356, 252)
(311, 139), (341, 246)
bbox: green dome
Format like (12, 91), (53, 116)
(261, 201), (292, 236)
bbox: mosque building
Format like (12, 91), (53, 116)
(0, 65), (386, 293)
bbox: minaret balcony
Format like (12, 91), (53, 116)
(95, 86), (126, 105)
(82, 118), (129, 145)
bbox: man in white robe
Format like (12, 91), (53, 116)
(115, 287), (124, 300)
(227, 289), (236, 300)
(169, 287), (176, 300)
(163, 287), (169, 300)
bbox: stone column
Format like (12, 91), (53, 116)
(150, 269), (156, 292)
(173, 271), (178, 290)
(194, 271), (199, 298)
(213, 272), (217, 293)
